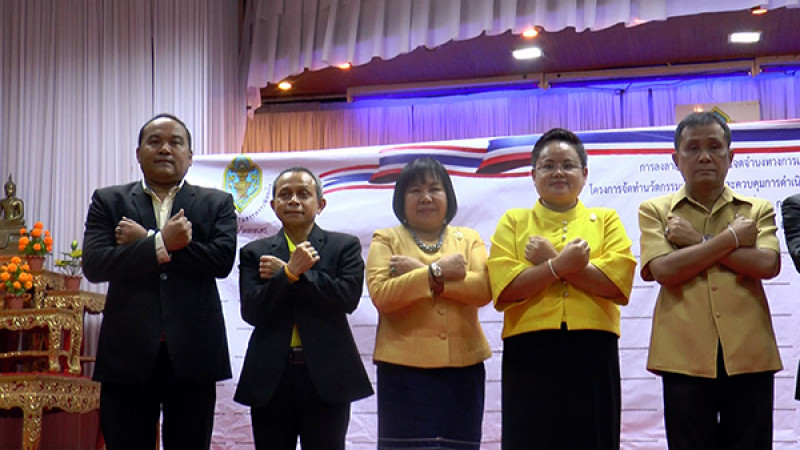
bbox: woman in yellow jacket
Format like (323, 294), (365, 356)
(366, 157), (492, 450)
(487, 128), (636, 450)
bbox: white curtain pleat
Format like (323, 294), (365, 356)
(151, 0), (246, 155)
(664, 0), (799, 16)
(620, 88), (653, 128)
(760, 74), (800, 119)
(411, 97), (512, 142)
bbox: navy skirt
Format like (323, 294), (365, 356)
(377, 362), (485, 449)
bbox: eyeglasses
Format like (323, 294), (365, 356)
(534, 162), (583, 173)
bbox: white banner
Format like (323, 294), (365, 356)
(189, 120), (800, 449)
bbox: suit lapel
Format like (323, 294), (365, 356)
(173, 182), (197, 217)
(130, 183), (158, 230)
(308, 224), (326, 254)
(271, 228), (291, 261)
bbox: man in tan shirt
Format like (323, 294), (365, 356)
(638, 112), (782, 450)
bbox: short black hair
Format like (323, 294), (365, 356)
(272, 167), (324, 200)
(674, 111), (732, 149)
(392, 157), (458, 225)
(531, 128), (587, 168)
(137, 113), (192, 150)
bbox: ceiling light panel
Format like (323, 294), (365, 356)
(729, 31), (761, 43)
(513, 47), (543, 60)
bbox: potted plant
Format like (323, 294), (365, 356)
(1, 256), (34, 308)
(18, 221), (53, 272)
(54, 240), (82, 291)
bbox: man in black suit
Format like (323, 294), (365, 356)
(83, 113), (237, 449)
(234, 167), (373, 450)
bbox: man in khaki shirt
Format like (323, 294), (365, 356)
(638, 112), (781, 450)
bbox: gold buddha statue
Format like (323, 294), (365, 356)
(1, 175), (24, 224)
(0, 174), (25, 254)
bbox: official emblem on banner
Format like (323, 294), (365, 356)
(709, 106), (732, 123)
(224, 156), (262, 212)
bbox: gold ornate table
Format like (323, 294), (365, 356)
(31, 270), (65, 308)
(41, 290), (105, 373)
(0, 290), (105, 375)
(41, 290), (105, 314)
(0, 308), (78, 374)
(0, 373), (100, 450)
(0, 273), (105, 449)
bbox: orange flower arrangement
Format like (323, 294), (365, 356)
(1, 256), (34, 296)
(18, 221), (53, 255)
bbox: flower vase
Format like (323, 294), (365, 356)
(4, 293), (30, 309)
(26, 255), (46, 273)
(64, 275), (82, 291)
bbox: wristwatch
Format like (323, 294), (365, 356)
(429, 262), (443, 282)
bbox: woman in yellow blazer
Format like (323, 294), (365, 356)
(487, 128), (636, 450)
(366, 157), (492, 450)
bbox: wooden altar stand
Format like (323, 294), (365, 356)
(0, 373), (100, 449)
(0, 269), (104, 450)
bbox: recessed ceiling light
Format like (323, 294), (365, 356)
(751, 7), (768, 15)
(512, 47), (543, 60)
(277, 81), (292, 90)
(729, 31), (761, 43)
(522, 28), (539, 38)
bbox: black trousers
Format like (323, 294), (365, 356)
(250, 356), (350, 450)
(99, 342), (217, 450)
(502, 327), (621, 450)
(661, 349), (775, 450)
